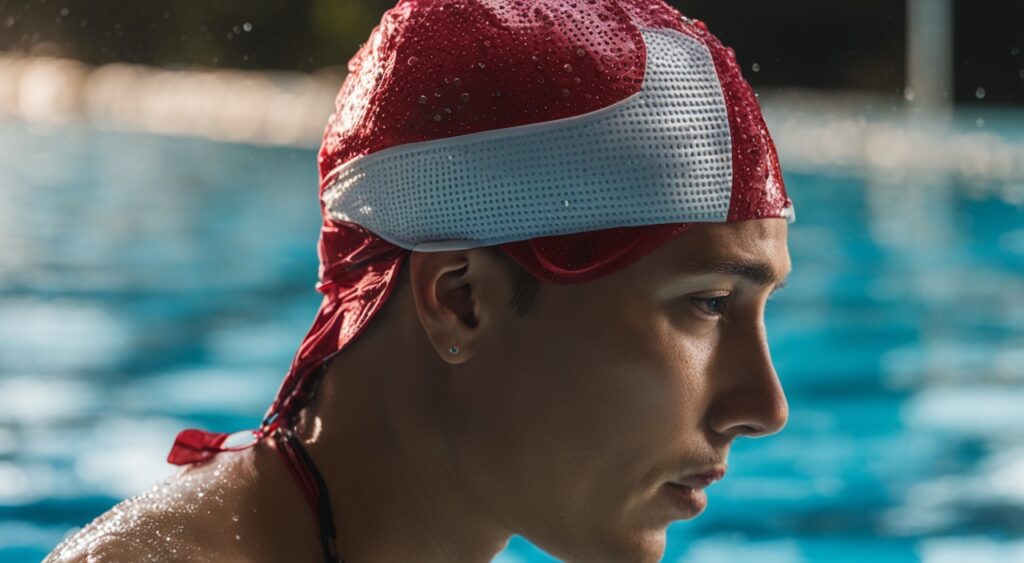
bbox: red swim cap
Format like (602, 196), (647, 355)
(169, 0), (792, 465)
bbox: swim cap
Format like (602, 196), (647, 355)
(168, 0), (793, 464)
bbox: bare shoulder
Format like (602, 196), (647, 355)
(45, 458), (254, 563)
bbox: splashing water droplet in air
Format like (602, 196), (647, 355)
(751, 62), (760, 72)
(975, 87), (986, 99)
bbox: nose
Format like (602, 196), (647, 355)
(707, 324), (789, 439)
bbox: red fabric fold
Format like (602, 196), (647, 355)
(166, 428), (230, 465)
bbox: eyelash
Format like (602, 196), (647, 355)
(690, 295), (730, 317)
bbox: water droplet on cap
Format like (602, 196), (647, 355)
(407, 56), (419, 66)
(460, 92), (470, 102)
(563, 63), (573, 72)
(419, 95), (428, 104)
(434, 114), (442, 121)
(454, 77), (463, 87)
(576, 48), (585, 58)
(562, 89), (570, 97)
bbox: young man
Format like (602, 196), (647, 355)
(48, 0), (793, 561)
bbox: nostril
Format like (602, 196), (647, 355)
(739, 423), (766, 437)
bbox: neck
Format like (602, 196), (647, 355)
(276, 343), (512, 562)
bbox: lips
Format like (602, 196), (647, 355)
(669, 466), (726, 490)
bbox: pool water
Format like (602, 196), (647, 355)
(1, 121), (1023, 562)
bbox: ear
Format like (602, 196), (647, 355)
(408, 248), (503, 364)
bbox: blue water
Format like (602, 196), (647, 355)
(1, 120), (1023, 562)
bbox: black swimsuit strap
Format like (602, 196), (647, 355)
(273, 426), (344, 563)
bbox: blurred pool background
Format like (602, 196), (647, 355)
(2, 1), (1023, 561)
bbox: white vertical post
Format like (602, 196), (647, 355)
(906, 0), (954, 116)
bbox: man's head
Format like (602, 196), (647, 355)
(366, 217), (789, 561)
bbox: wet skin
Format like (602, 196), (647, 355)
(47, 218), (791, 563)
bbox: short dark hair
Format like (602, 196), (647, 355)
(396, 247), (543, 315)
(482, 246), (543, 315)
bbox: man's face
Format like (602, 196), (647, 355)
(451, 219), (791, 562)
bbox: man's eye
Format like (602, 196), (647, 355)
(690, 295), (729, 316)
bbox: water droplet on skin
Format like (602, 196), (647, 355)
(235, 534), (241, 541)
(419, 95), (428, 104)
(407, 56), (419, 66)
(460, 92), (470, 102)
(231, 514), (240, 522)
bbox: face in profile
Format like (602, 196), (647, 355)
(442, 218), (791, 562)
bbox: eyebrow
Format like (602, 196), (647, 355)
(678, 259), (789, 288)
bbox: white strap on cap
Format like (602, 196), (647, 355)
(322, 28), (734, 252)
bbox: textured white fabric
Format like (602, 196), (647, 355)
(322, 28), (734, 251)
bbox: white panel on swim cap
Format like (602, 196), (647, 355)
(322, 28), (733, 251)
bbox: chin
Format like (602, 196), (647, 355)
(547, 526), (669, 563)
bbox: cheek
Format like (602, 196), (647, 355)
(520, 305), (711, 475)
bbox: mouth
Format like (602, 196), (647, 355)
(668, 466), (727, 490)
(661, 465), (727, 518)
